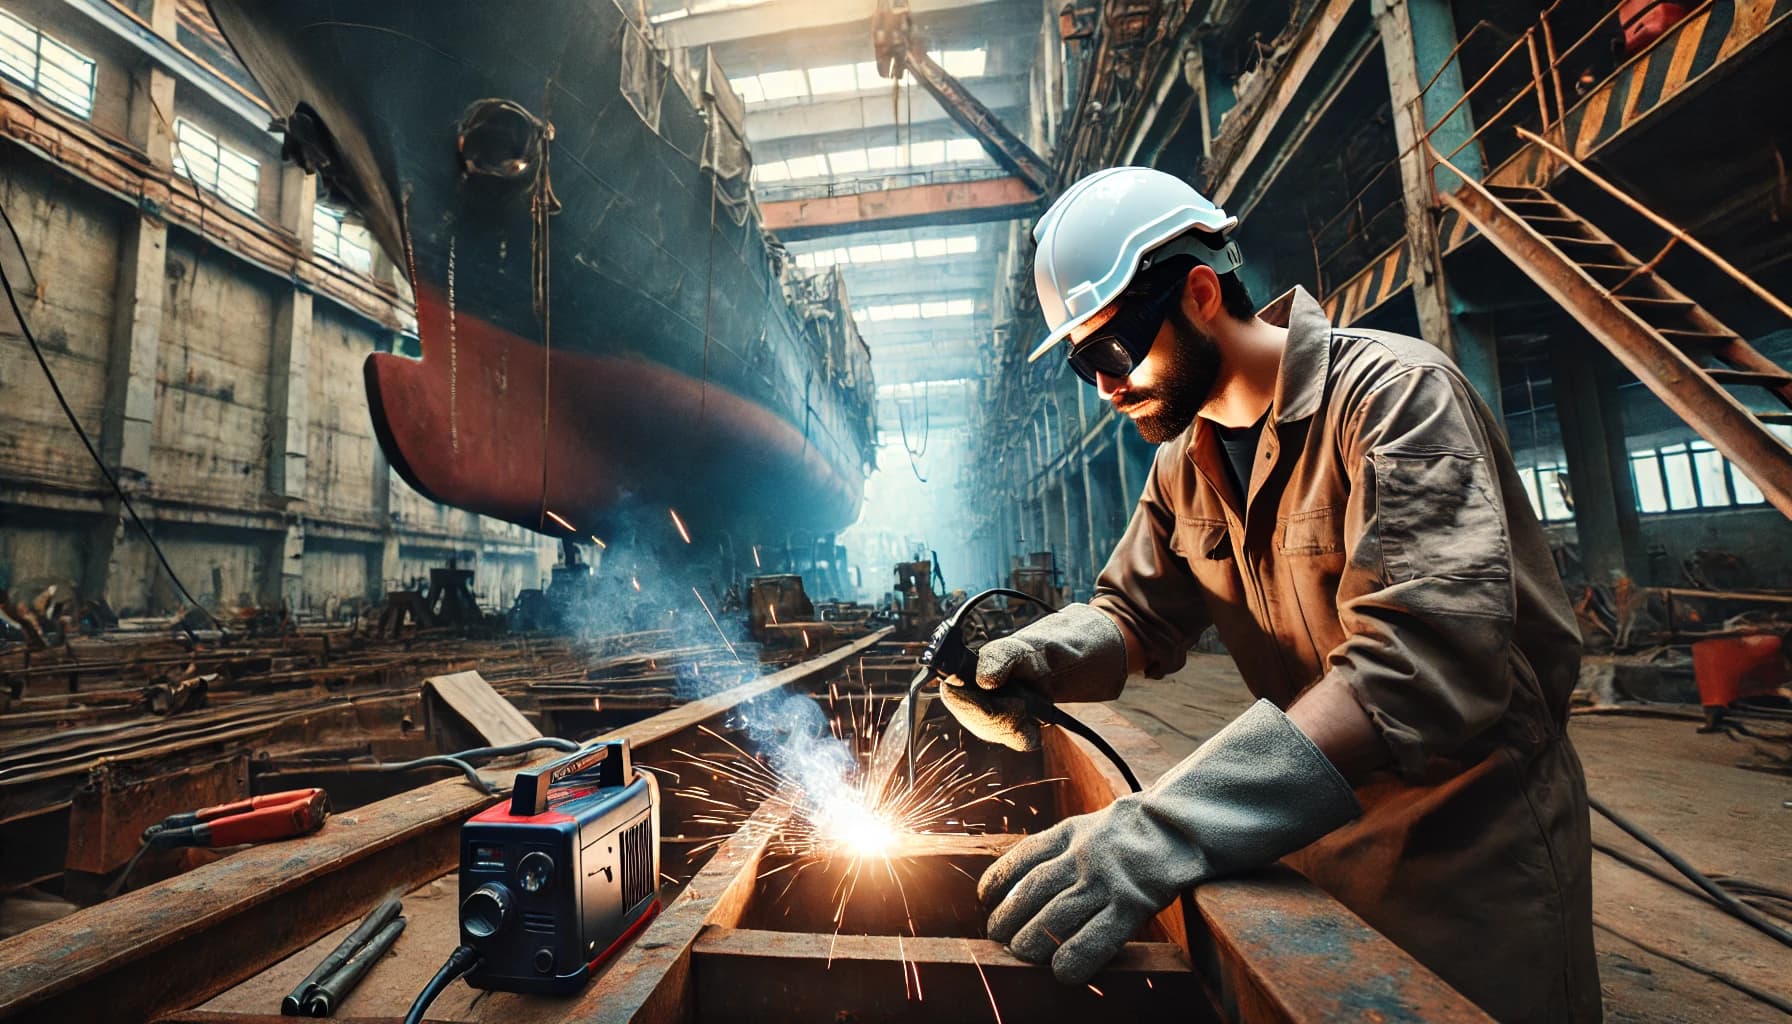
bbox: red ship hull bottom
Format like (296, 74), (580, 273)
(366, 284), (862, 539)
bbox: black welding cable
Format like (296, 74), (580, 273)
(0, 218), (224, 633)
(403, 944), (480, 1024)
(375, 737), (582, 794)
(1589, 795), (1792, 949)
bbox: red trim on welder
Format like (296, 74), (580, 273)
(587, 897), (661, 973)
(470, 803), (575, 825)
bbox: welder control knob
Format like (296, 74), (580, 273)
(462, 882), (512, 939)
(533, 947), (555, 974)
(518, 851), (554, 894)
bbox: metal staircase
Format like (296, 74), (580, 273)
(1440, 179), (1792, 518)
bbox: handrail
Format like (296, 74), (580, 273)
(1513, 125), (1792, 323)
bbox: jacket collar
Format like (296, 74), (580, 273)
(1257, 285), (1333, 424)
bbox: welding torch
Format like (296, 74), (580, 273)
(905, 588), (1142, 792)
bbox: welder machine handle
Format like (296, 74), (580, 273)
(907, 588), (1142, 794)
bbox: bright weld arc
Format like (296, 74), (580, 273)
(671, 691), (1064, 1007)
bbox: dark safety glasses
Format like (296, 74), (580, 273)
(1065, 275), (1184, 386)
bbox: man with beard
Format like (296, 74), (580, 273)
(938, 167), (1599, 1022)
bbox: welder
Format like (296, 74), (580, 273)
(940, 167), (1599, 1022)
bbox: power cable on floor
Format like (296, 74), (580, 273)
(1593, 919), (1792, 1016)
(1590, 795), (1792, 948)
(0, 209), (224, 632)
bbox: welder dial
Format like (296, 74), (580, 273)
(518, 851), (554, 894)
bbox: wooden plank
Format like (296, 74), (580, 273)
(421, 671), (540, 748)
(687, 927), (1205, 1023)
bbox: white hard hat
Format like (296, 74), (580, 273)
(1028, 167), (1242, 362)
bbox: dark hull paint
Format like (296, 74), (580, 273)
(205, 0), (874, 540)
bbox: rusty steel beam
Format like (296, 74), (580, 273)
(1438, 178), (1792, 519)
(0, 630), (891, 1024)
(688, 928), (1202, 1023)
(1045, 702), (1494, 1022)
(760, 177), (1043, 241)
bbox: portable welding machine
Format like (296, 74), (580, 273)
(456, 738), (661, 995)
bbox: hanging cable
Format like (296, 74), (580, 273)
(0, 209), (223, 631)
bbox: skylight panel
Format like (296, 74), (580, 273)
(907, 140), (946, 165)
(865, 146), (903, 170)
(879, 242), (914, 261)
(946, 235), (979, 255)
(945, 138), (986, 163)
(754, 159), (791, 182)
(757, 68), (808, 101)
(828, 148), (869, 174)
(729, 75), (765, 104)
(807, 63), (859, 96)
(848, 244), (883, 264)
(783, 154), (828, 178)
(939, 48), (988, 78)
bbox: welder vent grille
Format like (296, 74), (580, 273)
(523, 911), (555, 933)
(619, 817), (654, 910)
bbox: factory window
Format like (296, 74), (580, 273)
(173, 119), (261, 214)
(0, 11), (97, 119)
(1515, 463), (1574, 523)
(1630, 435), (1781, 513)
(312, 203), (374, 274)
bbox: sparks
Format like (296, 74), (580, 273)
(1087, 983), (1104, 997)
(669, 507), (691, 544)
(589, 534), (606, 549)
(752, 544), (761, 568)
(672, 687), (1063, 983)
(631, 575), (641, 592)
(545, 509), (576, 531)
(692, 587), (742, 664)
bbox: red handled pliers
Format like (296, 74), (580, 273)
(143, 787), (331, 848)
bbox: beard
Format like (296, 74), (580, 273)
(1117, 307), (1221, 444)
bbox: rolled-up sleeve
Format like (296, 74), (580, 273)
(1326, 365), (1517, 779)
(1090, 455), (1211, 679)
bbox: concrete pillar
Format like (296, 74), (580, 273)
(83, 36), (175, 607)
(1377, 0), (1501, 407)
(264, 165), (316, 608)
(1550, 345), (1646, 583)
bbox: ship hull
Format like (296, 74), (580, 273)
(206, 0), (874, 541)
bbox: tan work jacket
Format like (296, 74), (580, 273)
(1090, 287), (1600, 1022)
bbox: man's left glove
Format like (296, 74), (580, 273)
(978, 699), (1361, 985)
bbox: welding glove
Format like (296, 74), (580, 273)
(979, 699), (1361, 986)
(938, 603), (1127, 752)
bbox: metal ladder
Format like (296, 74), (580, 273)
(1440, 179), (1792, 518)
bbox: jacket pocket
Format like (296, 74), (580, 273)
(1369, 457), (1512, 616)
(1171, 516), (1246, 607)
(1276, 506), (1343, 556)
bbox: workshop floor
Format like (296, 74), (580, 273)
(1109, 656), (1792, 1023)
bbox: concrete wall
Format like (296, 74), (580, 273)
(0, 0), (555, 615)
